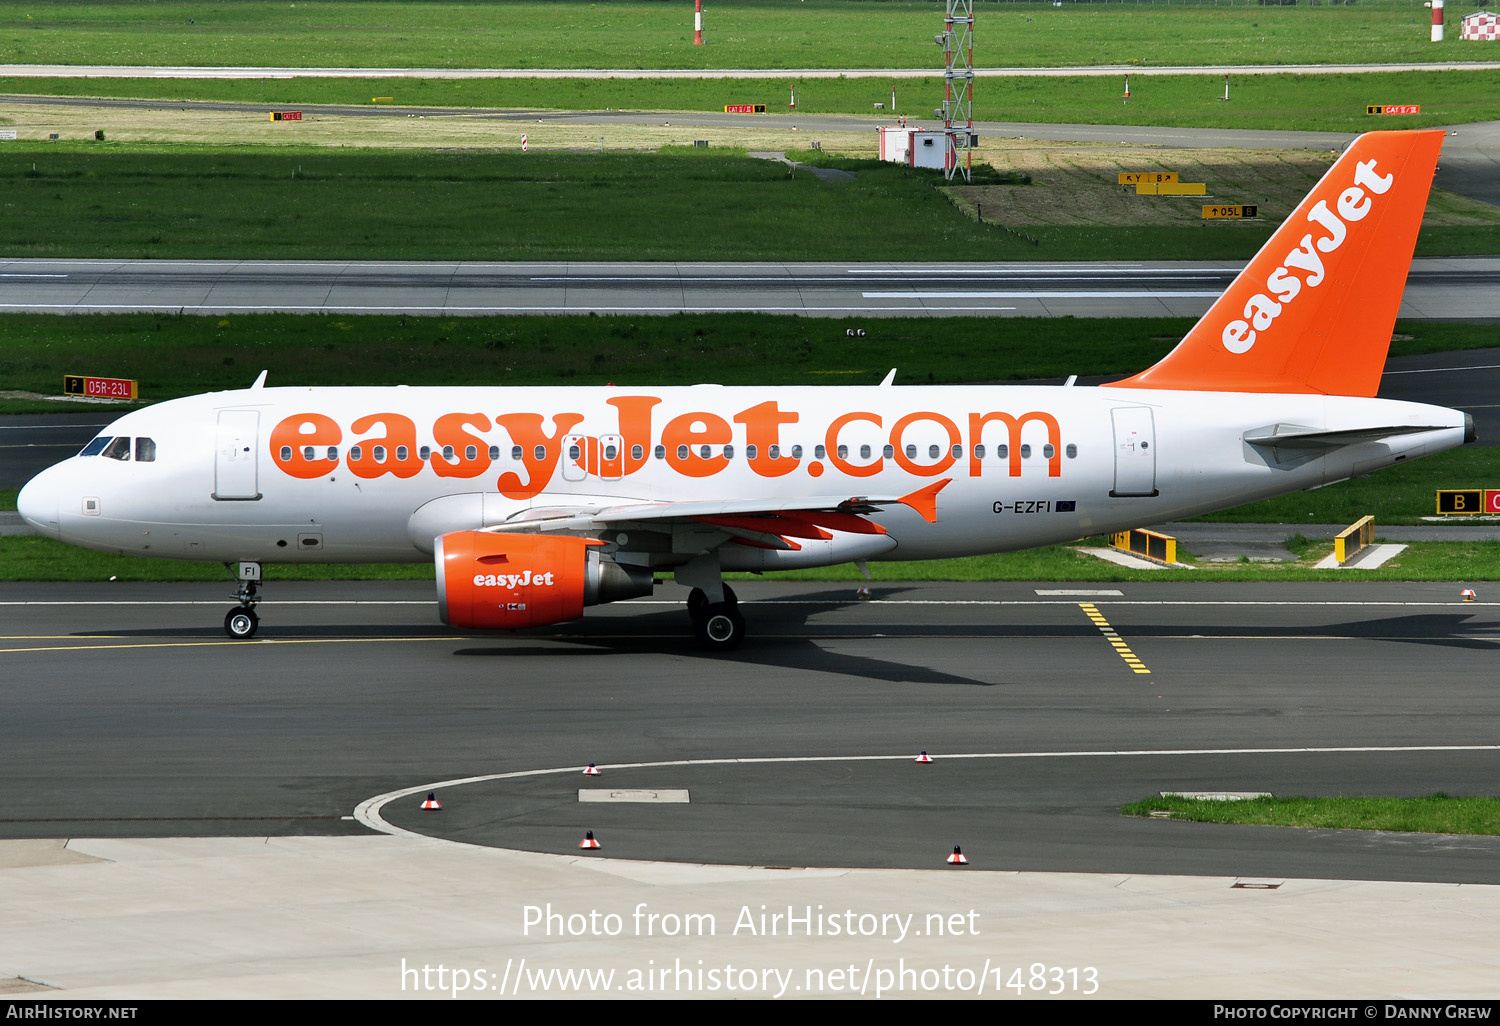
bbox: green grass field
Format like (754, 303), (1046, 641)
(0, 1), (1484, 71)
(0, 146), (1053, 261)
(1, 146), (1495, 262)
(0, 311), (1493, 409)
(5, 67), (1500, 132)
(1123, 794), (1500, 835)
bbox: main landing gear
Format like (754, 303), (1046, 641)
(224, 561), (262, 639)
(687, 584), (745, 651)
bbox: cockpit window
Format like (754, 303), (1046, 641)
(101, 436), (132, 461)
(135, 437), (157, 463)
(79, 436), (111, 457)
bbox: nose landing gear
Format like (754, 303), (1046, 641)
(224, 561), (262, 639)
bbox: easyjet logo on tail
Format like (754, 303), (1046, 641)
(1222, 158), (1394, 355)
(1109, 129), (1444, 397)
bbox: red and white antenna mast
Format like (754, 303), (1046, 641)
(937, 0), (974, 182)
(694, 0), (704, 45)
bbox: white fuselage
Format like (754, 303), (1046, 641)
(17, 383), (1469, 568)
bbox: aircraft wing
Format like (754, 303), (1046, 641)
(483, 480), (949, 546)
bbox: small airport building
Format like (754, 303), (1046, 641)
(1461, 10), (1499, 39)
(877, 126), (948, 170)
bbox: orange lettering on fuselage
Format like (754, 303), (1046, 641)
(495, 412), (585, 499)
(432, 412), (493, 479)
(968, 411), (1062, 478)
(348, 413), (425, 480)
(267, 400), (1067, 491)
(662, 412), (732, 478)
(268, 413), (342, 479)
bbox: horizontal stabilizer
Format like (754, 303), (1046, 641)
(1243, 423), (1454, 450)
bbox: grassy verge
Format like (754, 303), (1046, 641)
(5, 68), (1500, 132)
(1122, 794), (1500, 836)
(2, 1), (1487, 72)
(4, 537), (1496, 583)
(0, 146), (1070, 262)
(1, 314), (1494, 414)
(1194, 450), (1500, 528)
(0, 146), (1496, 264)
(1187, 446), (1499, 526)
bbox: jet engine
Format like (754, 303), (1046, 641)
(435, 531), (654, 630)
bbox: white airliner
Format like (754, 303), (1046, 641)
(17, 130), (1471, 649)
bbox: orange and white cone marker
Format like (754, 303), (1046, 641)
(947, 845), (968, 865)
(421, 791), (441, 810)
(1462, 588), (1477, 602)
(579, 830), (601, 850)
(583, 763), (602, 776)
(915, 750), (933, 764)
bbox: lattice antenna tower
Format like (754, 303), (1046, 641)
(937, 0), (974, 182)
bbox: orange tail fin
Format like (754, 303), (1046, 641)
(1110, 129), (1444, 397)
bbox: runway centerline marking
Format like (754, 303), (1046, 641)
(1080, 602), (1150, 674)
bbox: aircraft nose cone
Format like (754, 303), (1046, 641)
(17, 469), (61, 539)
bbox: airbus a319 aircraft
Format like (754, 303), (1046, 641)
(17, 130), (1472, 650)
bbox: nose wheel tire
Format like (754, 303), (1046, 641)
(224, 608), (259, 639)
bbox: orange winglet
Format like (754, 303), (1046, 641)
(898, 479), (950, 524)
(1110, 130), (1444, 398)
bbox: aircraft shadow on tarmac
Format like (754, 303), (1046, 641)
(1128, 612), (1500, 651)
(452, 586), (1006, 686)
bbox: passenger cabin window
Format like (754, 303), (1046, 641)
(654, 445), (666, 460)
(632, 445), (644, 461)
(134, 438), (157, 462)
(533, 445), (545, 461)
(974, 444), (986, 459)
(1020, 444), (1032, 458)
(79, 436), (111, 457)
(511, 445), (523, 461)
(101, 436), (132, 461)
(418, 446), (431, 461)
(488, 445), (500, 460)
(791, 445), (803, 459)
(1066, 444), (1078, 459)
(350, 446), (363, 462)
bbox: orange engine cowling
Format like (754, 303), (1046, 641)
(435, 531), (653, 630)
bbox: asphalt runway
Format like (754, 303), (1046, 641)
(3, 257), (1499, 319)
(4, 578), (1500, 884)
